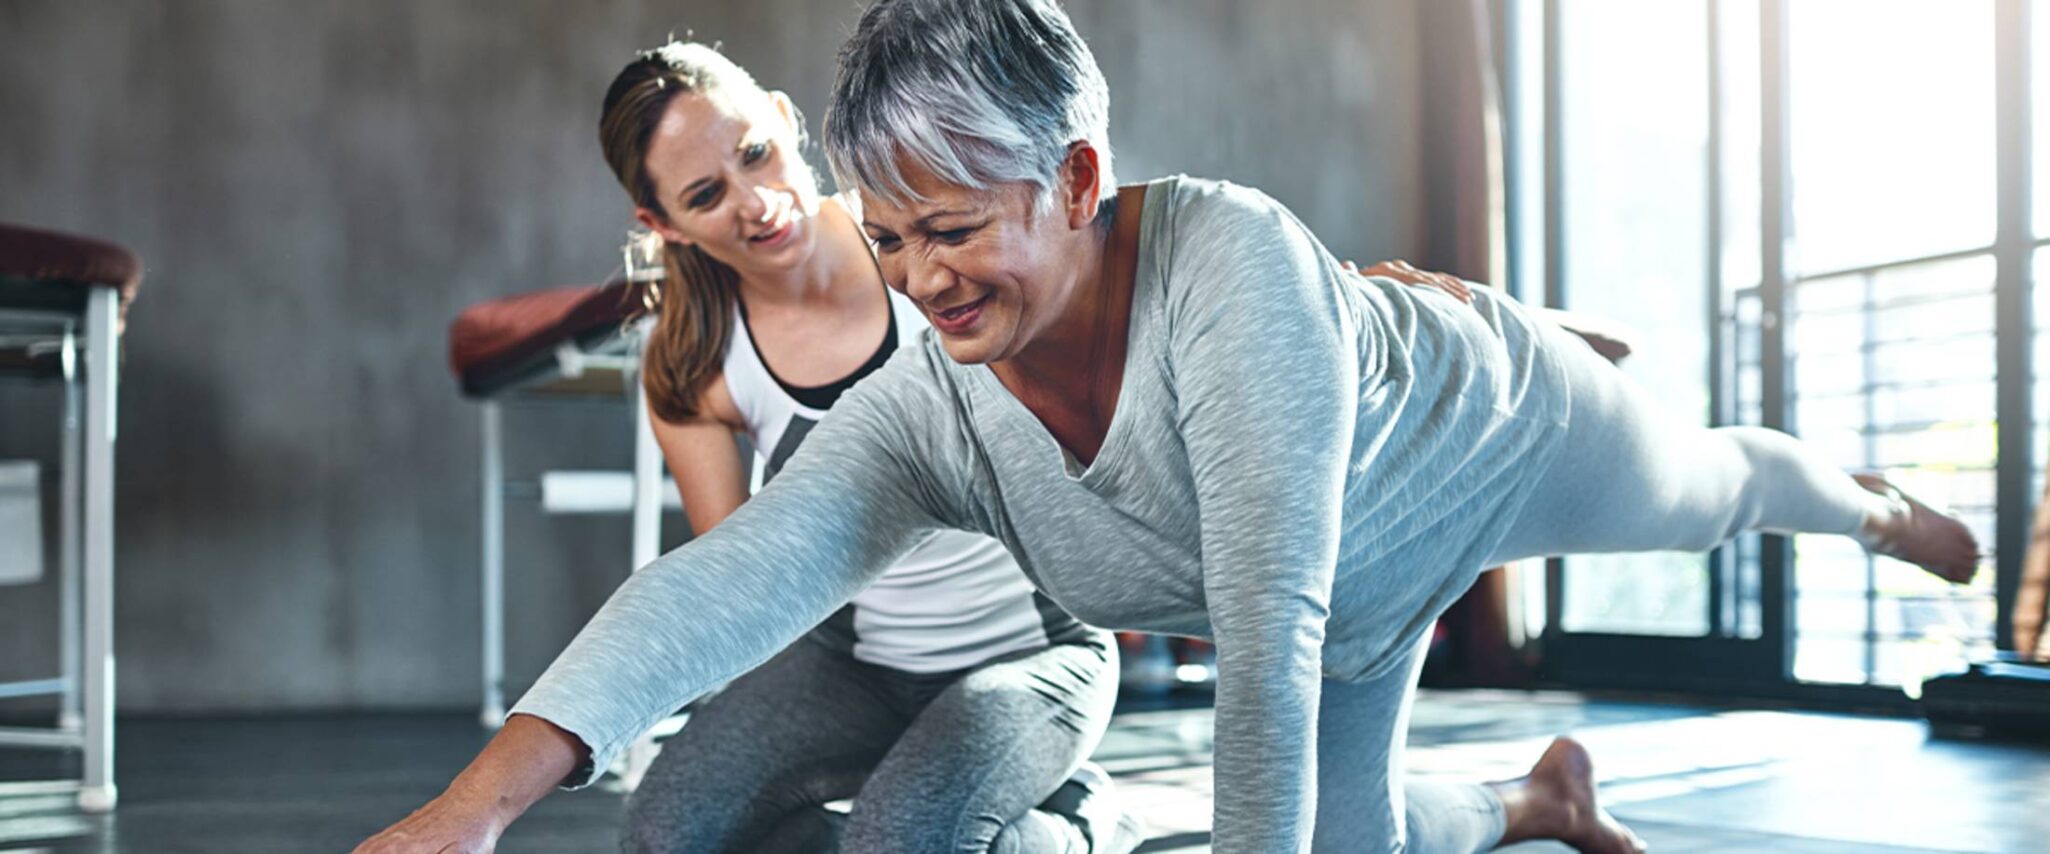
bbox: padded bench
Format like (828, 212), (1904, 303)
(449, 279), (649, 398)
(0, 221), (141, 812)
(447, 279), (674, 733)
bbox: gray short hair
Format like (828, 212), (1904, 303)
(824, 0), (1114, 209)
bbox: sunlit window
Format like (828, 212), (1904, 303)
(1523, 0), (2018, 690)
(1554, 0), (1711, 638)
(1787, 1), (1996, 275)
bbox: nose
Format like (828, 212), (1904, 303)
(898, 248), (956, 304)
(735, 180), (776, 226)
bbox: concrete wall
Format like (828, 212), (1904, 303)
(0, 0), (1426, 713)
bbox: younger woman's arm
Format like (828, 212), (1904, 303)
(649, 372), (751, 534)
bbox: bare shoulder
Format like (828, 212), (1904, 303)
(696, 371), (744, 428)
(648, 370), (745, 437)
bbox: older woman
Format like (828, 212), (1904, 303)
(360, 1), (1978, 852)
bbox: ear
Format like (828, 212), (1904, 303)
(768, 90), (799, 136)
(634, 207), (690, 247)
(1057, 141), (1104, 231)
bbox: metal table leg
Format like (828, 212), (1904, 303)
(481, 402), (505, 729)
(78, 287), (117, 813)
(58, 325), (83, 733)
(630, 383), (662, 571)
(624, 378), (664, 787)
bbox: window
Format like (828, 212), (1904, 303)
(1516, 0), (2023, 690)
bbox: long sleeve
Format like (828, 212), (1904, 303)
(510, 373), (948, 785)
(1166, 183), (1363, 852)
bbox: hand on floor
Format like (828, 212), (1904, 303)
(353, 790), (506, 854)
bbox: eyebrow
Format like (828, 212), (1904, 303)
(863, 209), (973, 233)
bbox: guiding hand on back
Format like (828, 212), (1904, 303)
(1342, 258), (1474, 304)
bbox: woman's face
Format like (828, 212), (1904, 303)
(858, 165), (1086, 366)
(636, 88), (821, 275)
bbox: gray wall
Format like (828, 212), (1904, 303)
(0, 0), (1427, 713)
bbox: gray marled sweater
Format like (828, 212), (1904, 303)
(515, 175), (1571, 852)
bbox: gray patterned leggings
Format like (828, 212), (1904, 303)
(621, 628), (1119, 853)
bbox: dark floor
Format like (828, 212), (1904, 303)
(3, 691), (2047, 852)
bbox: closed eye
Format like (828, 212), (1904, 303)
(931, 227), (976, 245)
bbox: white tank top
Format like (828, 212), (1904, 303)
(722, 285), (1085, 672)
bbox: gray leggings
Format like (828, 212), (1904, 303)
(622, 629), (1119, 853)
(1492, 322), (1873, 563)
(1312, 322), (1881, 853)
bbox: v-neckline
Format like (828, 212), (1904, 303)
(975, 183), (1157, 487)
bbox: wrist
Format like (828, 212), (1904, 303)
(437, 714), (583, 831)
(437, 779), (514, 830)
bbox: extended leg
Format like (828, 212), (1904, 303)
(1492, 322), (1975, 580)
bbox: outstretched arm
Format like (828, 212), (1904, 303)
(355, 378), (944, 851)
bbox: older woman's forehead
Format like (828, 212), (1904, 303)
(857, 165), (1027, 227)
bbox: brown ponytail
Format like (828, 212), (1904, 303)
(599, 42), (771, 423)
(641, 242), (739, 424)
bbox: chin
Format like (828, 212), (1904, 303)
(937, 335), (997, 365)
(929, 309), (1020, 365)
(754, 222), (816, 268)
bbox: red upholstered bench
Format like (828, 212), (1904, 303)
(448, 277), (664, 729)
(0, 222), (142, 378)
(447, 279), (651, 398)
(0, 220), (139, 812)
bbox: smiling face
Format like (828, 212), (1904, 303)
(635, 88), (822, 276)
(858, 157), (1103, 366)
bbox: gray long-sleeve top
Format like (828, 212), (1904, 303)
(514, 176), (1572, 852)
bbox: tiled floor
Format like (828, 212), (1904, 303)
(3, 691), (2046, 852)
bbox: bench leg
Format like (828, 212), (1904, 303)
(79, 287), (117, 813)
(59, 325), (83, 733)
(481, 402), (505, 730)
(630, 377), (662, 571)
(622, 381), (667, 785)
(481, 399), (506, 724)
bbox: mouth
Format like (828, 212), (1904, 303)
(747, 215), (796, 248)
(928, 294), (991, 335)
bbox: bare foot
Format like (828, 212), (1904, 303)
(1851, 474), (1980, 584)
(1488, 737), (1644, 854)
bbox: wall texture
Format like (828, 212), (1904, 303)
(0, 0), (1429, 712)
